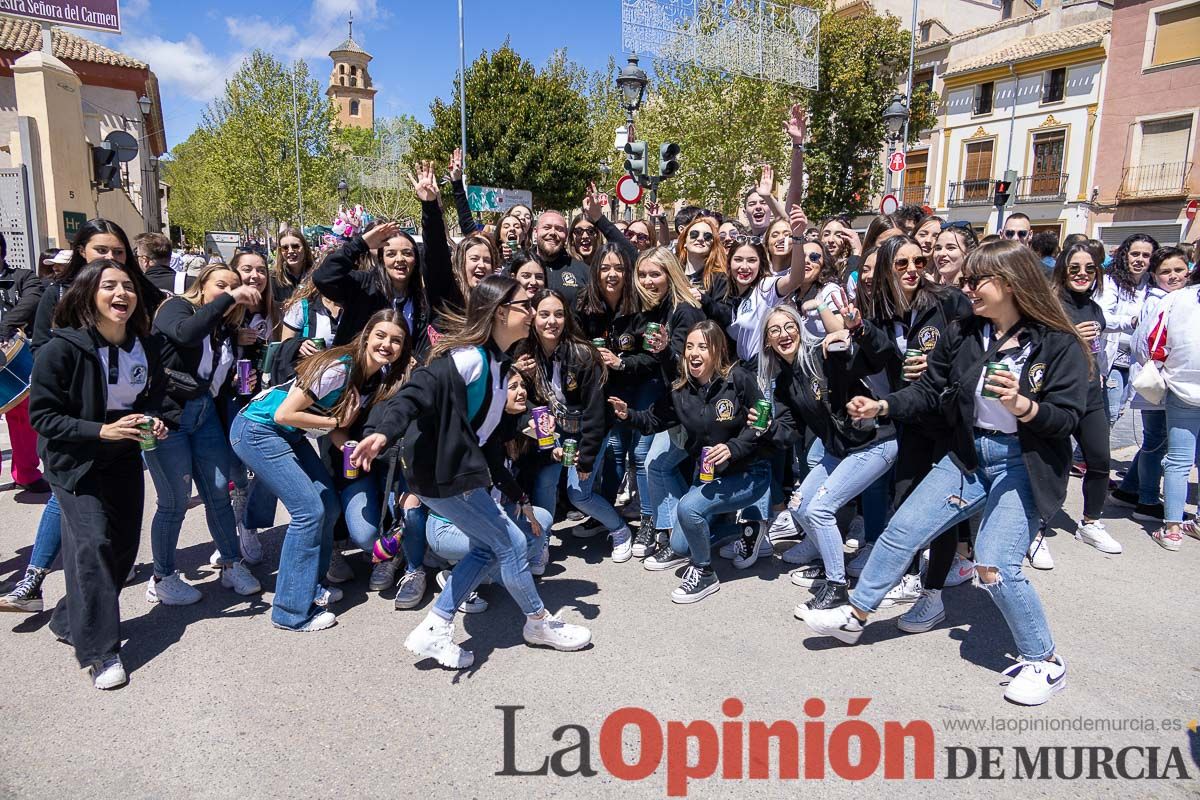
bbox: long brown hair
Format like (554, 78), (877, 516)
(453, 234), (500, 294)
(429, 274), (520, 360)
(274, 226), (314, 286)
(230, 249), (278, 334)
(672, 319), (733, 390)
(293, 309), (411, 422)
(54, 258), (151, 337)
(963, 240), (1090, 363)
(178, 264), (246, 327)
(674, 216), (727, 293)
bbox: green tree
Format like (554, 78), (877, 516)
(411, 43), (598, 211)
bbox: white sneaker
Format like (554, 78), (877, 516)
(943, 553), (976, 587)
(610, 525), (633, 563)
(897, 589), (945, 633)
(523, 611), (592, 651)
(91, 655), (127, 690)
(314, 585), (343, 607)
(880, 573), (922, 608)
(146, 572), (201, 606)
(220, 561), (261, 596)
(1027, 533), (1054, 569)
(845, 516), (865, 549)
(1002, 654), (1066, 706)
(1075, 520), (1122, 554)
(845, 543), (873, 578)
(273, 610), (337, 632)
(767, 510), (799, 541)
(798, 604), (865, 644)
(435, 569), (487, 613)
(405, 611), (474, 669)
(238, 525), (263, 566)
(781, 536), (820, 565)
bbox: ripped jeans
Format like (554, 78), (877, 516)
(850, 431), (1055, 662)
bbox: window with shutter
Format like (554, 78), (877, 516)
(1041, 68), (1066, 103)
(963, 141), (994, 201)
(1138, 117), (1192, 164)
(1152, 5), (1200, 67)
(903, 151), (928, 204)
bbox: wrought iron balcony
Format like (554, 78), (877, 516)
(947, 179), (995, 207)
(1015, 173), (1068, 203)
(1117, 161), (1192, 200)
(899, 185), (930, 205)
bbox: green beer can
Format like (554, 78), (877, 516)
(562, 438), (578, 468)
(753, 399), (771, 430)
(981, 362), (1010, 399)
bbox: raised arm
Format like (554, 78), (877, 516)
(448, 148), (479, 236)
(784, 104), (808, 213)
(584, 182), (638, 264)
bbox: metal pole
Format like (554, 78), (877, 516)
(901, 0), (917, 149)
(458, 0), (469, 182)
(291, 61), (304, 229)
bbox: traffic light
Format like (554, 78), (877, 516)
(659, 142), (680, 177)
(624, 140), (648, 178)
(993, 180), (1011, 209)
(92, 143), (121, 191)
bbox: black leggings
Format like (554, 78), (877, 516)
(1074, 405), (1111, 520)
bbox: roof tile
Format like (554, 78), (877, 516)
(942, 17), (1110, 77)
(0, 17), (146, 69)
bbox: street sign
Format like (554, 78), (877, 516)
(1185, 199), (1198, 222)
(63, 211), (87, 240)
(466, 185), (533, 214)
(0, 0), (121, 34)
(880, 194), (899, 214)
(887, 151), (906, 174)
(615, 175), (643, 205)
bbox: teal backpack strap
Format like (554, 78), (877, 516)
(300, 298), (311, 338)
(463, 345), (488, 422)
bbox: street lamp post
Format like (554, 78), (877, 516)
(882, 93), (910, 201)
(135, 94), (160, 232)
(615, 52), (680, 210)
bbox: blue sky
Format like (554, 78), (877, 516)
(97, 0), (624, 149)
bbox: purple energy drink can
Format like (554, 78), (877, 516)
(531, 406), (556, 450)
(237, 359), (252, 395)
(343, 441), (359, 479)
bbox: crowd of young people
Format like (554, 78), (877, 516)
(1, 105), (1197, 703)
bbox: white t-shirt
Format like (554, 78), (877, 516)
(282, 300), (336, 348)
(451, 347), (506, 445)
(801, 282), (843, 339)
(198, 336), (236, 397)
(98, 338), (149, 411)
(729, 275), (791, 362)
(973, 324), (1031, 434)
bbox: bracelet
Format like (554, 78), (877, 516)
(1017, 400), (1036, 421)
(878, 399), (889, 417)
(790, 235), (806, 242)
(792, 143), (805, 151)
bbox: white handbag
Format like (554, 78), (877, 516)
(1131, 307), (1170, 405)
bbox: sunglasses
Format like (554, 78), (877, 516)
(803, 251), (822, 263)
(279, 243), (303, 252)
(687, 229), (714, 243)
(894, 256), (928, 269)
(961, 273), (997, 291)
(733, 234), (763, 245)
(1002, 229), (1031, 240)
(625, 231), (651, 243)
(503, 298), (534, 313)
(940, 220), (973, 232)
(766, 322), (800, 338)
(1067, 264), (1096, 276)
(572, 227), (596, 237)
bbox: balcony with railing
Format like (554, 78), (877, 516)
(1117, 161), (1192, 200)
(947, 179), (995, 207)
(1015, 173), (1068, 203)
(899, 185), (930, 205)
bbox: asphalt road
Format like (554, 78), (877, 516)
(0, 418), (1197, 800)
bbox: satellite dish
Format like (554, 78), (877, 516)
(104, 130), (139, 163)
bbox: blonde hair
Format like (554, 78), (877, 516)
(634, 247), (701, 311)
(179, 264), (246, 327)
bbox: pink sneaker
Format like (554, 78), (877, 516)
(1151, 526), (1183, 552)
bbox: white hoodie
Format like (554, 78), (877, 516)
(1099, 278), (1150, 372)
(1133, 285), (1200, 407)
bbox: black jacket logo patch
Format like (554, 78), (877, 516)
(561, 272), (578, 287)
(618, 333), (635, 352)
(811, 377), (822, 401)
(715, 398), (735, 421)
(566, 371), (578, 391)
(130, 365), (147, 386)
(917, 326), (939, 351)
(1028, 362), (1046, 393)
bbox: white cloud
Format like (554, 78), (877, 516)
(122, 35), (241, 102)
(224, 16), (300, 51)
(122, 0), (150, 19)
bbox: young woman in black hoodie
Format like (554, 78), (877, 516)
(1052, 241), (1120, 555)
(609, 320), (772, 603)
(513, 289), (632, 563)
(802, 241), (1089, 707)
(143, 264), (264, 606)
(28, 259), (167, 689)
(352, 275), (592, 670)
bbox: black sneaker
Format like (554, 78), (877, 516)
(1108, 488), (1138, 508)
(671, 565), (720, 604)
(0, 566), (47, 613)
(1133, 502), (1164, 522)
(565, 510), (585, 523)
(804, 579), (849, 611)
(789, 563), (826, 588)
(644, 545), (688, 572)
(732, 522), (769, 570)
(632, 524), (658, 558)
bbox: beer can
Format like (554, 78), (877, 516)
(309, 338), (326, 351)
(531, 406), (556, 450)
(699, 446), (715, 482)
(753, 398), (771, 430)
(643, 322), (661, 351)
(343, 441), (359, 479)
(903, 348), (924, 382)
(981, 362), (1010, 399)
(592, 338), (606, 349)
(138, 418), (157, 452)
(562, 438), (578, 468)
(237, 358), (252, 395)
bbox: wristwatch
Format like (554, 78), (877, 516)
(792, 143), (805, 152)
(878, 399), (890, 418)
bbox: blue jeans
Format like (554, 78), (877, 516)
(1163, 391), (1200, 524)
(1119, 410), (1167, 505)
(530, 460), (562, 520)
(851, 433), (1055, 662)
(1105, 365), (1131, 426)
(647, 431), (689, 529)
(603, 379), (662, 511)
(673, 461), (772, 566)
(792, 437), (899, 583)
(861, 469), (892, 543)
(426, 503), (550, 565)
(420, 489), (545, 619)
(566, 439), (623, 532)
(230, 415), (338, 629)
(144, 394), (241, 576)
(29, 492), (62, 571)
(343, 471), (428, 573)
